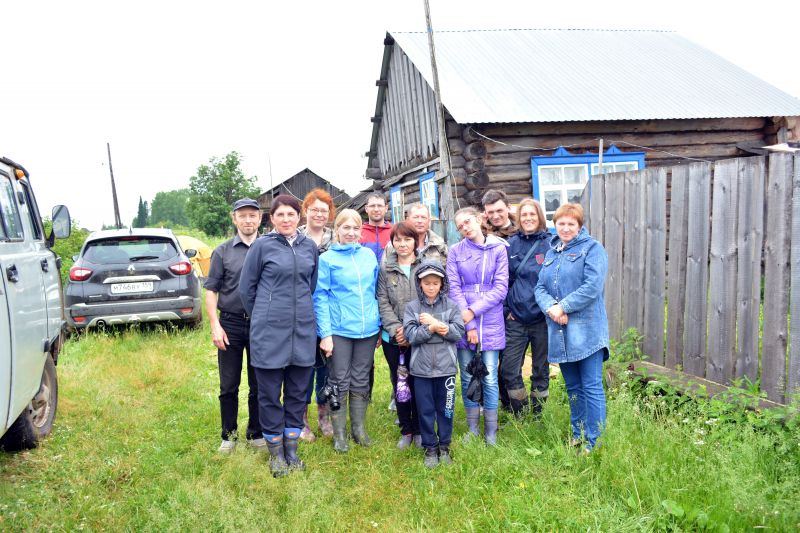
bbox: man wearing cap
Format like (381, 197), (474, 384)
(204, 198), (265, 453)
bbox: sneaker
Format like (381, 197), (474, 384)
(247, 437), (267, 452)
(423, 447), (439, 469)
(218, 440), (236, 454)
(439, 447), (453, 465)
(388, 398), (397, 411)
(413, 434), (423, 449)
(397, 434), (413, 449)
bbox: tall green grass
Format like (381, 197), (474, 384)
(1, 324), (798, 531)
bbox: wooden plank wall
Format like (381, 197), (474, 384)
(582, 154), (799, 403)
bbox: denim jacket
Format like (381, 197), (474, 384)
(534, 227), (609, 364)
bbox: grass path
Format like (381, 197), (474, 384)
(1, 324), (798, 531)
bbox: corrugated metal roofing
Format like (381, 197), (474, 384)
(389, 29), (800, 124)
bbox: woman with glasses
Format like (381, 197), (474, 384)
(313, 209), (381, 453)
(446, 206), (509, 445)
(297, 189), (336, 442)
(239, 195), (319, 477)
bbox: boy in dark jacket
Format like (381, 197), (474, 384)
(403, 260), (466, 468)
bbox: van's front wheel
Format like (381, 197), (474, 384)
(0, 354), (58, 451)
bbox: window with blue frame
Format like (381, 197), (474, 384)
(531, 145), (644, 225)
(418, 172), (439, 219)
(390, 185), (403, 223)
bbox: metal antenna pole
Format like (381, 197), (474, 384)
(107, 143), (122, 228)
(424, 0), (455, 220)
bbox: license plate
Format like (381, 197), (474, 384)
(111, 281), (154, 294)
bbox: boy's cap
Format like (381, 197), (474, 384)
(233, 198), (260, 211)
(417, 267), (445, 279)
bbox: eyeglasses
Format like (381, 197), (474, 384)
(457, 217), (475, 232)
(308, 208), (329, 216)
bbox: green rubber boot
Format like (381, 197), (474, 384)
(330, 395), (349, 453)
(349, 391), (372, 447)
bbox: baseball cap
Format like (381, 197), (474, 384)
(417, 267), (445, 279)
(233, 198), (260, 211)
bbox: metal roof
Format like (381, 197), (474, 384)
(390, 29), (800, 124)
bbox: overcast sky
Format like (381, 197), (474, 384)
(3, 0), (799, 230)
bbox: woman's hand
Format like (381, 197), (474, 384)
(461, 309), (475, 324)
(467, 329), (479, 345)
(557, 314), (569, 326)
(394, 326), (406, 345)
(547, 304), (565, 321)
(320, 336), (334, 357)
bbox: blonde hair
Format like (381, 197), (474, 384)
(552, 203), (584, 227)
(333, 209), (363, 242)
(517, 198), (547, 233)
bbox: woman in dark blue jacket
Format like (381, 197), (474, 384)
(501, 198), (551, 416)
(240, 195), (319, 477)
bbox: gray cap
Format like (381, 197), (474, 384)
(233, 198), (260, 211)
(417, 267), (445, 279)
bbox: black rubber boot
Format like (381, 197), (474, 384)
(283, 432), (305, 471)
(330, 395), (349, 453)
(349, 391), (372, 447)
(265, 436), (288, 478)
(508, 388), (530, 418)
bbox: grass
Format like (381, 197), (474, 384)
(1, 323), (798, 532)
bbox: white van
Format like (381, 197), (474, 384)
(0, 156), (71, 450)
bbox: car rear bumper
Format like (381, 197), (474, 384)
(65, 295), (201, 328)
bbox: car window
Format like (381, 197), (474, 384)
(84, 237), (178, 263)
(0, 174), (23, 240)
(20, 181), (44, 240)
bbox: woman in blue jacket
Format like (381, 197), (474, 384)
(501, 198), (551, 417)
(314, 209), (381, 453)
(535, 203), (609, 452)
(239, 195), (319, 477)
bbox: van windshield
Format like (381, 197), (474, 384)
(84, 237), (178, 264)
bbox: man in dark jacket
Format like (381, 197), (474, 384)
(204, 198), (265, 453)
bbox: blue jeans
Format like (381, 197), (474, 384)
(559, 349), (606, 448)
(457, 349), (499, 409)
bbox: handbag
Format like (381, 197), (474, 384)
(396, 348), (412, 403)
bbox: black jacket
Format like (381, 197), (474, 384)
(505, 230), (550, 325)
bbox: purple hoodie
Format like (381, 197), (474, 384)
(446, 234), (509, 350)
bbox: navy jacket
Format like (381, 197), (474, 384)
(239, 232), (319, 369)
(505, 230), (550, 325)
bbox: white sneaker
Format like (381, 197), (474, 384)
(218, 440), (236, 453)
(388, 398), (397, 411)
(247, 437), (267, 451)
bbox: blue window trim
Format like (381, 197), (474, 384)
(530, 145), (645, 200)
(418, 171), (438, 219)
(390, 185), (402, 223)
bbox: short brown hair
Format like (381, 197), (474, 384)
(552, 203), (584, 227)
(481, 189), (509, 208)
(302, 188), (336, 222)
(271, 194), (301, 215)
(390, 221), (417, 243)
(517, 198), (547, 232)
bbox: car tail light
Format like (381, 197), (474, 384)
(73, 316), (86, 324)
(169, 261), (192, 275)
(180, 307), (193, 313)
(69, 266), (93, 281)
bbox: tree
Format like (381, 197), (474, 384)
(132, 196), (149, 228)
(187, 151), (261, 236)
(150, 189), (190, 227)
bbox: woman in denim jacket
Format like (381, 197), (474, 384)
(534, 203), (609, 452)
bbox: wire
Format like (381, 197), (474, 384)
(603, 139), (712, 163)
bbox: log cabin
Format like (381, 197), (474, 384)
(349, 29), (800, 225)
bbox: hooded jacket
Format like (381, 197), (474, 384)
(313, 242), (381, 339)
(534, 227), (609, 364)
(446, 234), (509, 350)
(377, 247), (421, 340)
(403, 260), (466, 378)
(505, 229), (550, 324)
(239, 231), (318, 369)
(360, 222), (393, 263)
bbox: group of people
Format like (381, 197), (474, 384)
(204, 186), (609, 477)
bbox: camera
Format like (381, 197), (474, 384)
(318, 379), (341, 411)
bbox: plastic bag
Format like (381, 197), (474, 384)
(396, 351), (412, 403)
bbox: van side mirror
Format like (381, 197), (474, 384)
(47, 205), (71, 247)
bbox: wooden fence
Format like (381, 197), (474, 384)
(581, 153), (800, 404)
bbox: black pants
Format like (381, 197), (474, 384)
(414, 375), (456, 449)
(500, 318), (549, 395)
(217, 314), (261, 440)
(254, 365), (314, 436)
(382, 340), (419, 436)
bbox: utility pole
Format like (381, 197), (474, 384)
(424, 0), (455, 220)
(107, 143), (123, 228)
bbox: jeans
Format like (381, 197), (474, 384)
(501, 318), (549, 396)
(382, 340), (419, 436)
(559, 349), (606, 448)
(457, 349), (500, 410)
(414, 375), (456, 449)
(254, 365), (314, 436)
(217, 314), (261, 441)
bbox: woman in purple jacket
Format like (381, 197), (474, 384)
(446, 206), (509, 445)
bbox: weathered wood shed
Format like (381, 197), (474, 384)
(357, 29), (800, 224)
(257, 168), (350, 223)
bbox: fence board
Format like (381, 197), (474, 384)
(707, 159), (740, 383)
(788, 154), (800, 401)
(590, 174), (605, 243)
(623, 171), (646, 332)
(666, 166), (690, 369)
(642, 168), (667, 363)
(762, 153), (793, 403)
(604, 174), (624, 339)
(683, 163), (713, 377)
(735, 156), (765, 382)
